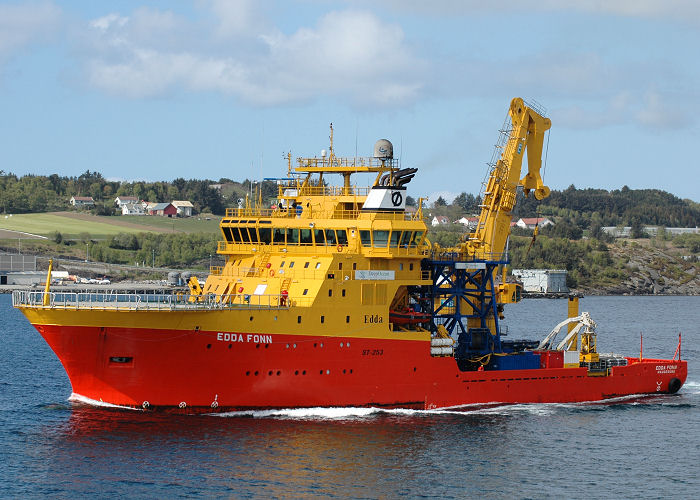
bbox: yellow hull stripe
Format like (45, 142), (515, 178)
(18, 307), (430, 342)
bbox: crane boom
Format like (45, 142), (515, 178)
(465, 97), (551, 259)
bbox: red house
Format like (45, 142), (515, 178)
(149, 202), (177, 217)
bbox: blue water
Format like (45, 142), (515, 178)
(1, 294), (698, 499)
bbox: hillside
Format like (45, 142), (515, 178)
(508, 235), (699, 295)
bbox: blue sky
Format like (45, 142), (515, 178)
(1, 0), (699, 202)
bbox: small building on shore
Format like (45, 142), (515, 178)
(70, 196), (95, 207)
(172, 200), (194, 217)
(122, 203), (145, 216)
(149, 202), (177, 217)
(512, 269), (568, 293)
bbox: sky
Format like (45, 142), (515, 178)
(1, 0), (699, 203)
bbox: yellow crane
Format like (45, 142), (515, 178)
(461, 97), (551, 261)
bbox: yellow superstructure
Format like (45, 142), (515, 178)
(202, 128), (432, 337)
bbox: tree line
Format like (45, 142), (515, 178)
(429, 185), (698, 232)
(0, 170), (234, 215)
(51, 230), (220, 268)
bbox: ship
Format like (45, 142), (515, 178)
(12, 98), (687, 412)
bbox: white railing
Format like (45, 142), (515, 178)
(12, 290), (295, 311)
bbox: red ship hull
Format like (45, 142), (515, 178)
(33, 323), (688, 412)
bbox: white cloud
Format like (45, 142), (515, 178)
(81, 6), (426, 106)
(0, 1), (61, 61)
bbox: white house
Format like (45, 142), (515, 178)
(511, 269), (568, 293)
(114, 196), (139, 207)
(515, 217), (553, 230)
(70, 196), (95, 207)
(432, 216), (450, 226)
(456, 216), (479, 229)
(172, 200), (194, 217)
(122, 203), (145, 216)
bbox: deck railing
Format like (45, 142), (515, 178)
(12, 290), (298, 311)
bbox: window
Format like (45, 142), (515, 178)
(360, 230), (372, 246)
(300, 229), (312, 244)
(298, 316), (302, 323)
(411, 231), (425, 247)
(304, 262), (310, 268)
(239, 227), (251, 243)
(390, 231), (401, 247)
(328, 289), (332, 297)
(222, 227), (234, 243)
(315, 262), (321, 269)
(303, 288), (308, 295)
(314, 229), (326, 245)
(346, 315), (350, 323)
(273, 228), (285, 244)
(399, 231), (413, 247)
(342, 289), (346, 297)
(286, 228), (299, 245)
(321, 316), (325, 324)
(337, 230), (348, 245)
(280, 261), (285, 267)
(289, 261), (295, 268)
(248, 227), (259, 243)
(258, 227), (271, 244)
(373, 230), (389, 247)
(410, 263), (414, 271)
(325, 229), (337, 245)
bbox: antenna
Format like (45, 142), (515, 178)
(355, 118), (358, 162)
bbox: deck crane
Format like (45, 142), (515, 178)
(462, 97), (551, 260)
(425, 98), (555, 369)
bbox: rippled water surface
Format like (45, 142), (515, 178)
(1, 294), (698, 498)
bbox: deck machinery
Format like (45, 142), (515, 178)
(422, 98), (553, 370)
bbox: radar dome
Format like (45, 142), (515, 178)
(373, 139), (393, 159)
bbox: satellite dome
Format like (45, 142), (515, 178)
(373, 139), (393, 159)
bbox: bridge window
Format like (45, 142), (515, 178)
(360, 230), (371, 247)
(258, 227), (271, 244)
(325, 229), (337, 245)
(337, 230), (348, 245)
(222, 227), (234, 243)
(239, 227), (251, 243)
(373, 230), (389, 247)
(286, 228), (299, 245)
(314, 229), (326, 245)
(411, 231), (425, 247)
(300, 229), (312, 245)
(390, 231), (401, 247)
(273, 228), (285, 244)
(248, 227), (259, 243)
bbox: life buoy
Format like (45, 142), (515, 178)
(269, 269), (275, 277)
(337, 244), (343, 252)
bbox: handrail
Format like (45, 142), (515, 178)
(223, 206), (418, 220)
(12, 290), (296, 311)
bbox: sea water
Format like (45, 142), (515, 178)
(1, 294), (698, 499)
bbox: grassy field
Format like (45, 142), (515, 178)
(0, 212), (222, 239)
(110, 214), (222, 233)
